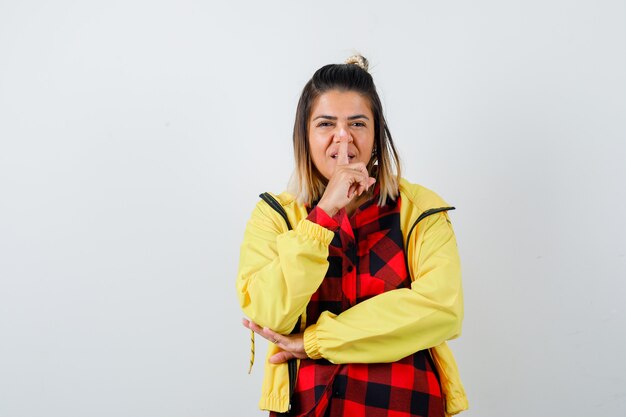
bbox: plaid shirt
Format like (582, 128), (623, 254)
(272, 186), (444, 417)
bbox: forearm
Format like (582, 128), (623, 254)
(303, 284), (462, 363)
(304, 211), (463, 363)
(237, 213), (334, 334)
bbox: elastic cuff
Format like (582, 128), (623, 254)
(306, 206), (340, 232)
(303, 324), (323, 360)
(296, 219), (335, 246)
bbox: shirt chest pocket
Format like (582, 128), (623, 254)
(362, 228), (411, 297)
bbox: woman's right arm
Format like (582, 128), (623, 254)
(236, 199), (335, 334)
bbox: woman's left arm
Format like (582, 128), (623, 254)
(302, 211), (463, 364)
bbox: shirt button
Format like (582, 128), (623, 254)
(347, 265), (354, 273)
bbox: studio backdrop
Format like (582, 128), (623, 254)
(1, 1), (625, 416)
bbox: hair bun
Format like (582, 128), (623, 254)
(345, 54), (369, 72)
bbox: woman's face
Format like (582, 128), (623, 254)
(308, 89), (375, 181)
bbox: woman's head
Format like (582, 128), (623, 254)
(290, 54), (401, 206)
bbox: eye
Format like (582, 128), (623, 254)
(316, 122), (334, 127)
(351, 121), (366, 127)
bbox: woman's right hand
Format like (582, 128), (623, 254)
(242, 318), (308, 363)
(317, 141), (376, 217)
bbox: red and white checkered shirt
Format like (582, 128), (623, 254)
(272, 186), (444, 417)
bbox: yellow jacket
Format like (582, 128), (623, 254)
(236, 178), (468, 416)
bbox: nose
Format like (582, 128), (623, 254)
(333, 127), (353, 143)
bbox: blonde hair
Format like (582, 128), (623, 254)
(288, 55), (401, 206)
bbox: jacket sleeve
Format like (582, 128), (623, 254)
(303, 211), (463, 363)
(236, 200), (335, 334)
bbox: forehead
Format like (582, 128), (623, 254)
(310, 90), (373, 117)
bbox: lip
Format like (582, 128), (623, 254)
(330, 153), (356, 159)
(329, 146), (357, 159)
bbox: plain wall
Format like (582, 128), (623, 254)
(1, 1), (625, 416)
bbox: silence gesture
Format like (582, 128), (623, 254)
(317, 139), (376, 217)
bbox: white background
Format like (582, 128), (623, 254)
(1, 1), (625, 416)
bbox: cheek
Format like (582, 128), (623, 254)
(308, 135), (334, 178)
(308, 135), (328, 166)
(357, 134), (375, 157)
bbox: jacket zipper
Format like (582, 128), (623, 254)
(259, 192), (293, 230)
(259, 192), (300, 414)
(404, 207), (455, 278)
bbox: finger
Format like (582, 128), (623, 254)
(262, 327), (283, 344)
(346, 170), (368, 196)
(247, 321), (265, 337)
(347, 162), (368, 175)
(357, 182), (366, 196)
(246, 321), (277, 345)
(242, 318), (256, 331)
(347, 182), (359, 199)
(338, 165), (368, 183)
(367, 177), (376, 190)
(245, 321), (285, 344)
(242, 318), (258, 329)
(343, 163), (369, 189)
(269, 350), (295, 364)
(337, 140), (349, 166)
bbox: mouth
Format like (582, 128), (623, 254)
(330, 153), (356, 160)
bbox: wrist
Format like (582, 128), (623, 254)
(316, 201), (338, 217)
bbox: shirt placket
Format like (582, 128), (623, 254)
(335, 211), (357, 307)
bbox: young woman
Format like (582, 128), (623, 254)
(237, 55), (468, 417)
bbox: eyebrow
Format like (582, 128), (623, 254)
(312, 114), (370, 121)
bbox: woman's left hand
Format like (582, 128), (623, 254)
(242, 318), (308, 364)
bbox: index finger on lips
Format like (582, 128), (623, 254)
(337, 141), (349, 166)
